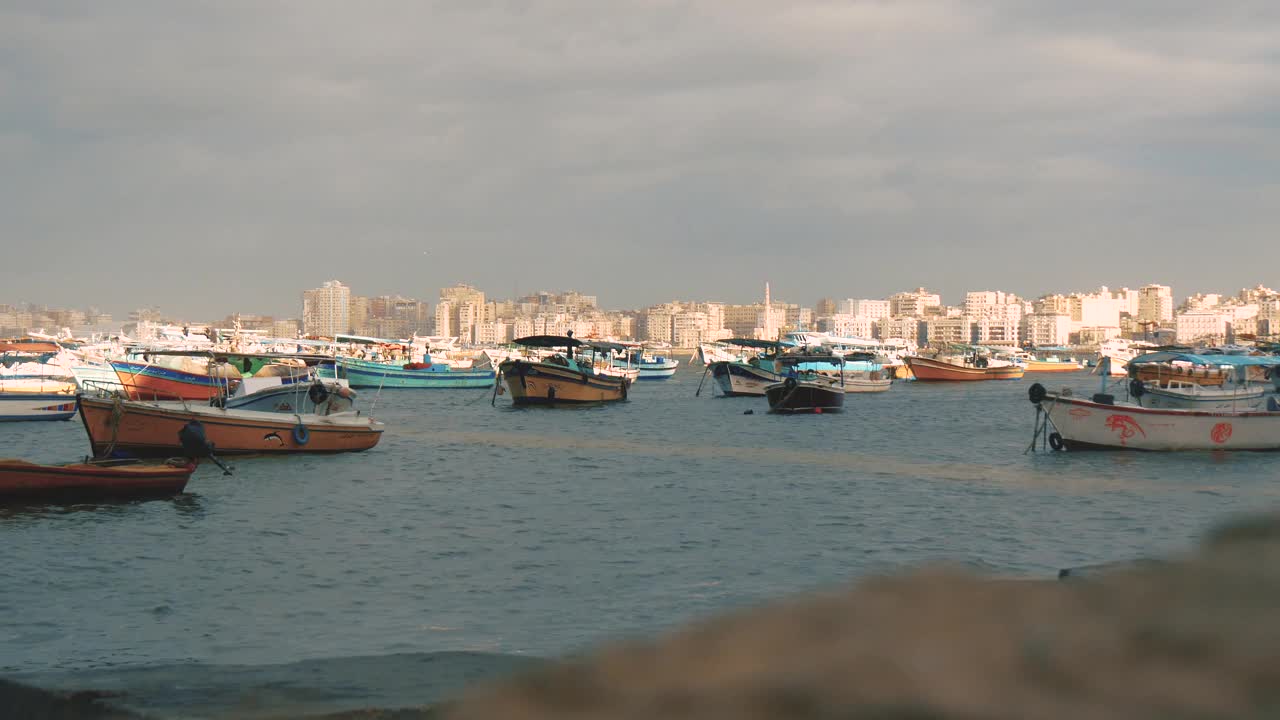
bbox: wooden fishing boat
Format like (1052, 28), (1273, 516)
(111, 358), (240, 401)
(335, 357), (495, 389)
(0, 458), (195, 501)
(78, 396), (384, 456)
(1023, 358), (1084, 373)
(709, 360), (784, 397)
(699, 339), (789, 397)
(764, 354), (846, 413)
(496, 335), (630, 406)
(904, 354), (1024, 381)
(1028, 382), (1280, 451)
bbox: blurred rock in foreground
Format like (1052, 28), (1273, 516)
(446, 513), (1280, 720)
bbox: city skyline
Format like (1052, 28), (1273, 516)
(4, 3), (1279, 317)
(2, 276), (1278, 322)
(5, 280), (1277, 349)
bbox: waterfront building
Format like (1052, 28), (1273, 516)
(964, 291), (1029, 344)
(1024, 313), (1072, 347)
(839, 299), (890, 320)
(474, 320), (514, 345)
(302, 280), (350, 337)
(1176, 310), (1227, 344)
(889, 288), (942, 318)
(822, 314), (878, 339)
(922, 315), (972, 346)
(434, 301), (454, 338)
(1138, 284), (1174, 324)
(877, 316), (920, 343)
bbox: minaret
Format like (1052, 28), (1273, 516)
(763, 282), (776, 340)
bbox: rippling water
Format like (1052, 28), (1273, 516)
(3, 368), (1276, 710)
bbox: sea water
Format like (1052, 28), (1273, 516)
(3, 368), (1275, 714)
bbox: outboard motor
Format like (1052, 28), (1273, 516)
(178, 420), (232, 475)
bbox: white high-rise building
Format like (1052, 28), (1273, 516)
(302, 280), (350, 337)
(838, 299), (890, 320)
(1175, 310), (1227, 343)
(1024, 314), (1072, 347)
(889, 288), (942, 318)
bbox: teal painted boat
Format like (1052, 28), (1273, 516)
(333, 358), (495, 389)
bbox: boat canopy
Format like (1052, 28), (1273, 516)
(722, 338), (792, 349)
(514, 335), (582, 349)
(583, 340), (628, 352)
(1128, 351), (1280, 368)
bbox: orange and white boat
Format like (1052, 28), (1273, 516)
(78, 396), (383, 456)
(904, 353), (1024, 381)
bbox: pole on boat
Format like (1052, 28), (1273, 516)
(695, 366), (710, 396)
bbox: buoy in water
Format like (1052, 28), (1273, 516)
(743, 409), (754, 415)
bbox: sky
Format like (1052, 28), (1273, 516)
(2, 1), (1279, 318)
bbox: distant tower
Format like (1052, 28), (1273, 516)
(765, 282), (771, 308)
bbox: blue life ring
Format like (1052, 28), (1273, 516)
(292, 423), (310, 445)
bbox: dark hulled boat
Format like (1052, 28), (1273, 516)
(496, 335), (630, 406)
(764, 354), (846, 414)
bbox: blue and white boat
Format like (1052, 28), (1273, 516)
(0, 392), (78, 422)
(330, 357), (495, 389)
(614, 348), (678, 380)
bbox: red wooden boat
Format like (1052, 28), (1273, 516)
(904, 355), (1025, 381)
(79, 396), (384, 456)
(0, 458), (195, 501)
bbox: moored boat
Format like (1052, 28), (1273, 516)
(764, 354), (847, 414)
(78, 396), (384, 456)
(1022, 357), (1084, 373)
(1125, 351), (1280, 412)
(1027, 382), (1280, 451)
(334, 357), (495, 389)
(111, 357), (241, 401)
(496, 335), (630, 406)
(0, 458), (196, 501)
(615, 345), (679, 380)
(0, 389), (79, 422)
(904, 353), (1024, 381)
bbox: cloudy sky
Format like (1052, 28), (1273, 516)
(3, 1), (1278, 318)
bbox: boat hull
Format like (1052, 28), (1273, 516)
(0, 459), (194, 501)
(709, 361), (782, 397)
(765, 381), (845, 413)
(337, 359), (495, 388)
(71, 365), (125, 394)
(1024, 360), (1083, 373)
(844, 375), (893, 393)
(1042, 394), (1280, 451)
(0, 392), (78, 422)
(78, 396), (384, 456)
(111, 361), (237, 401)
(905, 356), (1024, 381)
(499, 360), (628, 405)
